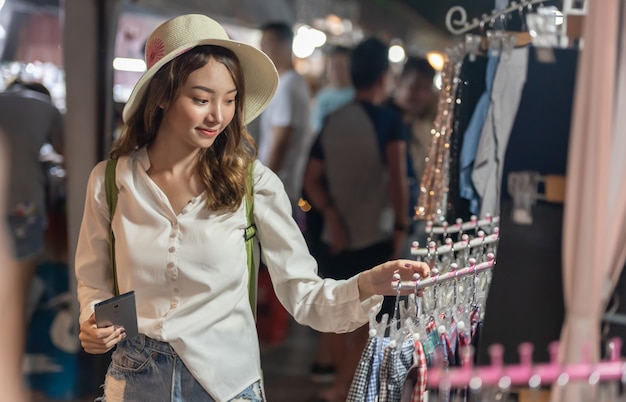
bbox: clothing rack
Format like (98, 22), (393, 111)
(393, 253), (495, 291)
(426, 338), (624, 389)
(427, 214), (500, 235)
(445, 0), (549, 35)
(410, 229), (499, 258)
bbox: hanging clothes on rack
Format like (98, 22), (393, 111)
(472, 46), (530, 218)
(478, 46), (579, 366)
(399, 338), (428, 402)
(458, 54), (500, 217)
(447, 53), (489, 223)
(346, 252), (497, 402)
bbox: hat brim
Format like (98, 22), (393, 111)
(122, 39), (278, 125)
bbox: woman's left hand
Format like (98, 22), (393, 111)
(357, 259), (430, 301)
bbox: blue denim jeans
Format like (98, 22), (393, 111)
(99, 334), (265, 401)
(6, 201), (45, 261)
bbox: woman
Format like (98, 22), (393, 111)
(75, 14), (429, 402)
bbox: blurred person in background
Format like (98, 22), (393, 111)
(256, 22), (314, 346)
(0, 79), (64, 343)
(0, 131), (29, 401)
(305, 44), (354, 383)
(303, 37), (410, 402)
(309, 45), (354, 135)
(391, 56), (437, 186)
(387, 56), (437, 245)
(258, 22), (312, 222)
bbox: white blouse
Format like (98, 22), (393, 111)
(75, 148), (382, 402)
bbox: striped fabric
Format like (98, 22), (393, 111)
(378, 345), (394, 401)
(411, 340), (428, 402)
(365, 337), (390, 401)
(382, 340), (415, 401)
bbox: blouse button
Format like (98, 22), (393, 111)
(167, 262), (174, 269)
(168, 247), (175, 253)
(169, 232), (176, 238)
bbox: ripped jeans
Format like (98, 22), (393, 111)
(99, 334), (265, 402)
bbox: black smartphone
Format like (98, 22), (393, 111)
(94, 290), (139, 338)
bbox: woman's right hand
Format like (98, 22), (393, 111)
(79, 313), (126, 354)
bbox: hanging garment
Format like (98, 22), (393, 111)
(366, 337), (390, 401)
(379, 340), (416, 402)
(458, 54), (500, 215)
(444, 320), (459, 367)
(447, 54), (489, 222)
(401, 339), (427, 402)
(477, 47), (579, 365)
(346, 336), (377, 402)
(378, 344), (395, 402)
(422, 319), (442, 368)
(472, 46), (529, 218)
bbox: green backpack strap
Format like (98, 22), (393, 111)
(244, 162), (258, 320)
(105, 158), (120, 296)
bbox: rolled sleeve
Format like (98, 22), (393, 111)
(253, 161), (383, 333)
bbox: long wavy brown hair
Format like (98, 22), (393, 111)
(111, 45), (257, 212)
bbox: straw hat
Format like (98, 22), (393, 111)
(122, 14), (279, 125)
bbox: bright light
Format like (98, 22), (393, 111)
(297, 25), (326, 47)
(388, 45), (405, 63)
(113, 84), (133, 103)
(434, 72), (442, 90)
(293, 25), (327, 59)
(113, 57), (147, 72)
(427, 51), (445, 71)
(0, 25), (5, 40)
(0, 0), (5, 11)
(293, 38), (315, 59)
(326, 14), (345, 35)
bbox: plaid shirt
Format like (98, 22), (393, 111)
(423, 320), (440, 367)
(379, 340), (415, 402)
(347, 336), (376, 402)
(411, 340), (428, 402)
(470, 307), (480, 338)
(365, 337), (390, 401)
(378, 345), (394, 401)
